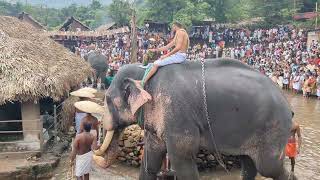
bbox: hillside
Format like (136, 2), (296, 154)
(4, 0), (112, 8)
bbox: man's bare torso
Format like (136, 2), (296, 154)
(76, 132), (94, 155)
(174, 29), (189, 53)
(289, 122), (300, 139)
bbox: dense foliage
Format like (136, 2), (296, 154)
(0, 0), (319, 30)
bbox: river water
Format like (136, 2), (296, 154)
(55, 91), (320, 180)
(284, 92), (320, 180)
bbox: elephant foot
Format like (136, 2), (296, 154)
(274, 171), (298, 180)
(240, 156), (257, 180)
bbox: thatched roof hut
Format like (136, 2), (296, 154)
(96, 22), (117, 32)
(18, 12), (46, 30)
(59, 16), (91, 32)
(0, 16), (93, 105)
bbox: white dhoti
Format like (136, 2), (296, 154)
(75, 151), (93, 177)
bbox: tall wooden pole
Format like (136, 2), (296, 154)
(130, 9), (138, 63)
(316, 2), (318, 29)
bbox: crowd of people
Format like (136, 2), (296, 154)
(73, 25), (320, 99)
(189, 26), (320, 99)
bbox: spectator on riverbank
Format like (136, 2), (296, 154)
(317, 75), (320, 99)
(72, 25), (320, 99)
(188, 25), (319, 98)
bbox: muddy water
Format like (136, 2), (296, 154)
(56, 92), (320, 180)
(284, 92), (320, 180)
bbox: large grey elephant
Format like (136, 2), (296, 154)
(84, 51), (108, 84)
(94, 59), (295, 180)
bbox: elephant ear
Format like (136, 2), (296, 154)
(123, 78), (152, 115)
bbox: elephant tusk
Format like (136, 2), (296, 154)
(94, 130), (114, 156)
(102, 105), (112, 130)
(93, 154), (109, 168)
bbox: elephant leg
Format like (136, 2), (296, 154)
(139, 131), (166, 180)
(273, 169), (297, 180)
(240, 155), (257, 180)
(166, 129), (200, 180)
(253, 149), (297, 180)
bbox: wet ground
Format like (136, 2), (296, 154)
(54, 91), (320, 180)
(284, 92), (320, 179)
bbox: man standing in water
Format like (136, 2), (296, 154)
(70, 122), (96, 180)
(285, 112), (302, 173)
(137, 21), (189, 87)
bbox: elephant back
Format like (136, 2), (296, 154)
(87, 51), (108, 69)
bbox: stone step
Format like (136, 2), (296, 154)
(0, 140), (42, 154)
(0, 153), (59, 179)
(0, 150), (41, 160)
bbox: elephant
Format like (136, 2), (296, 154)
(94, 58), (296, 180)
(84, 51), (108, 85)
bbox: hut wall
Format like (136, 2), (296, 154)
(21, 101), (43, 150)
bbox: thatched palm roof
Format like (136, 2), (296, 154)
(18, 12), (46, 30)
(46, 26), (130, 37)
(0, 16), (93, 105)
(96, 22), (116, 32)
(59, 16), (91, 32)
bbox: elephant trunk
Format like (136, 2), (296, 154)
(93, 130), (121, 168)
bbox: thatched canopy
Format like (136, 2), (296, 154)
(0, 16), (93, 105)
(47, 26), (130, 37)
(18, 12), (46, 30)
(59, 16), (91, 32)
(96, 22), (116, 32)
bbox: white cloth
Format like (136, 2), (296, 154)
(293, 76), (301, 90)
(154, 52), (186, 66)
(75, 151), (93, 177)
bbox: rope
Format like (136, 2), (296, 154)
(141, 64), (154, 87)
(138, 63), (154, 173)
(138, 64), (154, 126)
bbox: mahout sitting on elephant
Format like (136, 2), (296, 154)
(94, 58), (296, 180)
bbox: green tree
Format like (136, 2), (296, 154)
(107, 0), (132, 26)
(90, 0), (102, 10)
(174, 1), (210, 29)
(61, 4), (78, 18)
(144, 0), (187, 22)
(202, 0), (228, 22)
(224, 0), (252, 22)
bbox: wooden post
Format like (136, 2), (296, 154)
(53, 104), (57, 142)
(316, 2), (318, 29)
(130, 9), (138, 63)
